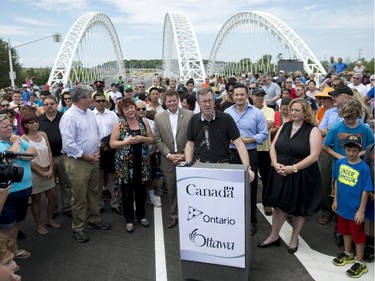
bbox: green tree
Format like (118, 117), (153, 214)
(0, 38), (22, 89)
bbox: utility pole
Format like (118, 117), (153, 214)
(357, 48), (363, 60)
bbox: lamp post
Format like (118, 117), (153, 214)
(8, 33), (62, 88)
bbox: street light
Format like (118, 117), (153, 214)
(8, 33), (62, 88)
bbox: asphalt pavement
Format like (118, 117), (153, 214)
(14, 184), (374, 281)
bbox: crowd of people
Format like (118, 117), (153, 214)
(0, 59), (373, 279)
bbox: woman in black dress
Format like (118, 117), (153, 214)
(258, 99), (322, 253)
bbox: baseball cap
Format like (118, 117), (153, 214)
(94, 80), (105, 87)
(124, 84), (133, 92)
(329, 86), (353, 97)
(343, 135), (362, 149)
(252, 87), (266, 95)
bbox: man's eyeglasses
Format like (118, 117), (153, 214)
(95, 100), (106, 103)
(43, 103), (56, 106)
(200, 99), (214, 105)
(137, 108), (146, 111)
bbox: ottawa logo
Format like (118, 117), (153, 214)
(189, 229), (235, 250)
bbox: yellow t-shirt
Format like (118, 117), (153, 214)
(257, 106), (275, 152)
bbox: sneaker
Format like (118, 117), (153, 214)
(149, 196), (162, 207)
(332, 252), (355, 266)
(87, 220), (111, 230)
(73, 231), (89, 243)
(346, 262), (368, 278)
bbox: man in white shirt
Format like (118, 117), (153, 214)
(92, 93), (122, 215)
(60, 85), (111, 243)
(108, 83), (123, 104)
(348, 73), (368, 97)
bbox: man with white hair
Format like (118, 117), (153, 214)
(348, 73), (368, 97)
(353, 61), (365, 75)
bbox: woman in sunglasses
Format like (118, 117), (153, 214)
(59, 91), (72, 113)
(21, 112), (60, 235)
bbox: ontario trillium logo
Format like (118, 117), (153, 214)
(187, 206), (203, 221)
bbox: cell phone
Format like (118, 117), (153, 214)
(177, 161), (187, 167)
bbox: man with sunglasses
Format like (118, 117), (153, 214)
(92, 93), (121, 215)
(38, 96), (72, 219)
(348, 74), (368, 97)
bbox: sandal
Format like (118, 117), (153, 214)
(14, 249), (31, 259)
(47, 219), (61, 229)
(36, 225), (48, 235)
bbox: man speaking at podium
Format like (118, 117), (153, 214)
(184, 86), (255, 182)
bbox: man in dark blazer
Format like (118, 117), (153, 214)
(154, 89), (194, 228)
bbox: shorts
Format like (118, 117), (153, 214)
(0, 187), (32, 227)
(337, 215), (366, 244)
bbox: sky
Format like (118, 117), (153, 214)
(0, 0), (374, 68)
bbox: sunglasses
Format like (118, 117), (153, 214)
(353, 77), (360, 80)
(138, 86), (145, 88)
(95, 100), (106, 103)
(137, 108), (146, 111)
(64, 97), (72, 100)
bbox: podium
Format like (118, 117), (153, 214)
(176, 163), (251, 281)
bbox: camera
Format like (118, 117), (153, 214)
(0, 152), (24, 188)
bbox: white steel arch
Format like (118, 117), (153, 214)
(162, 12), (206, 83)
(48, 12), (125, 88)
(207, 11), (326, 79)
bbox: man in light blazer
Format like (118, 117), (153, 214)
(154, 89), (194, 228)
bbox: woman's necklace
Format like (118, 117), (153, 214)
(292, 123), (302, 131)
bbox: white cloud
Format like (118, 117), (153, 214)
(0, 25), (30, 36)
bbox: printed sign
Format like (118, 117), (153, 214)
(177, 166), (245, 268)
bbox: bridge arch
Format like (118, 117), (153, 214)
(48, 12), (124, 88)
(162, 12), (206, 83)
(207, 11), (326, 79)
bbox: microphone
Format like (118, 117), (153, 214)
(203, 126), (210, 151)
(0, 151), (34, 159)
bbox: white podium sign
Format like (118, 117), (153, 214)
(177, 166), (245, 268)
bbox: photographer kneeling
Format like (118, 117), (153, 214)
(0, 114), (35, 259)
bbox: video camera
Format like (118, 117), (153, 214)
(0, 151), (29, 188)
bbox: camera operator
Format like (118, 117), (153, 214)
(0, 114), (35, 259)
